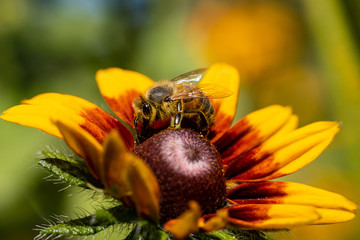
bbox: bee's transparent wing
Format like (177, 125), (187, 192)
(170, 67), (232, 100)
(170, 83), (233, 101)
(197, 83), (233, 99)
(171, 68), (207, 85)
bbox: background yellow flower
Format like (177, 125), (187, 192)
(187, 0), (305, 80)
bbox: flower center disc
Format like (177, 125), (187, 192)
(134, 129), (226, 222)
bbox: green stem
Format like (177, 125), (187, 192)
(303, 0), (360, 176)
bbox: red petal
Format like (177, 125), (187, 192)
(80, 107), (134, 150)
(227, 181), (357, 225)
(216, 105), (295, 165)
(225, 122), (339, 181)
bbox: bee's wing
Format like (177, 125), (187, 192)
(197, 83), (233, 99)
(170, 68), (232, 100)
(171, 68), (207, 85)
(170, 83), (233, 101)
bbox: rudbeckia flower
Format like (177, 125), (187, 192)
(1, 63), (356, 239)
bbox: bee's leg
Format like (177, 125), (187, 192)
(201, 120), (211, 137)
(134, 115), (140, 143)
(196, 111), (210, 137)
(134, 115), (150, 143)
(171, 113), (183, 129)
(171, 101), (183, 129)
(184, 111), (211, 137)
(173, 112), (183, 129)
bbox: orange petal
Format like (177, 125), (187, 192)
(199, 63), (239, 142)
(96, 68), (155, 127)
(199, 209), (228, 232)
(0, 93), (134, 149)
(228, 181), (357, 225)
(55, 121), (103, 179)
(164, 201), (201, 239)
(226, 204), (320, 229)
(216, 105), (296, 164)
(101, 131), (160, 221)
(226, 121), (340, 181)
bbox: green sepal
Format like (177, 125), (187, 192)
(202, 228), (273, 240)
(186, 228), (273, 240)
(225, 228), (273, 240)
(123, 223), (273, 240)
(41, 150), (80, 163)
(38, 205), (138, 237)
(39, 209), (115, 236)
(38, 150), (102, 189)
(124, 221), (168, 240)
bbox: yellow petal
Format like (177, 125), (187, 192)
(279, 182), (356, 224)
(218, 105), (295, 164)
(0, 93), (134, 149)
(228, 181), (357, 225)
(55, 121), (103, 179)
(264, 121), (340, 153)
(313, 208), (356, 224)
(283, 182), (356, 211)
(263, 114), (299, 143)
(199, 209), (228, 232)
(226, 121), (340, 181)
(227, 204), (320, 229)
(267, 122), (340, 179)
(96, 68), (155, 127)
(101, 131), (160, 221)
(164, 201), (201, 239)
(226, 181), (241, 192)
(199, 63), (239, 142)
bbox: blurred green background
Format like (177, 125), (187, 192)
(0, 0), (359, 239)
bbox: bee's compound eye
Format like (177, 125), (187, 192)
(143, 102), (151, 116)
(164, 96), (170, 102)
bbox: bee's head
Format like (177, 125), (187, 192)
(146, 83), (173, 104)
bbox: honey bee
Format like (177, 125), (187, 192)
(132, 68), (232, 142)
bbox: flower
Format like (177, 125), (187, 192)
(0, 63), (356, 239)
(186, 1), (305, 80)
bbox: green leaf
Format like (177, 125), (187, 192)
(38, 151), (102, 189)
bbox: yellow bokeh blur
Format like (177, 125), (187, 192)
(187, 1), (305, 80)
